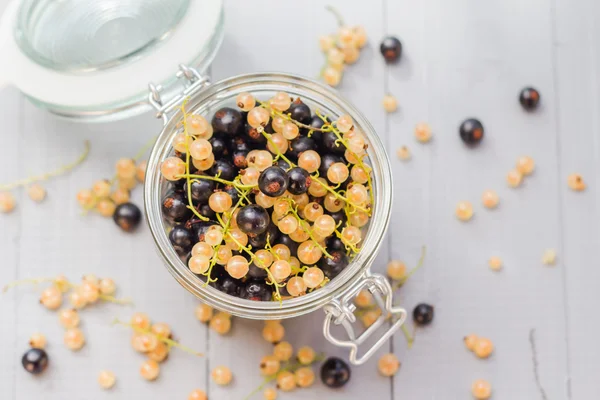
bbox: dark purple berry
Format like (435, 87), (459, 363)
(412, 303), (434, 325)
(321, 357), (351, 388)
(113, 202), (142, 232)
(236, 205), (270, 235)
(162, 192), (191, 223)
(275, 158), (291, 170)
(258, 166), (289, 197)
(328, 210), (347, 228)
(276, 234), (298, 256)
(209, 135), (229, 159)
(22, 348), (49, 374)
(183, 178), (214, 204)
(169, 225), (194, 255)
(248, 262), (268, 279)
(459, 118), (484, 146)
(208, 159), (237, 181)
(287, 99), (312, 124)
(215, 276), (243, 297)
(318, 250), (349, 277)
(241, 280), (272, 301)
(212, 107), (243, 136)
(519, 87), (540, 111)
(321, 130), (345, 155)
(287, 167), (311, 195)
(230, 136), (252, 153)
(232, 150), (249, 168)
(326, 236), (345, 252)
(380, 36), (402, 63)
(288, 136), (316, 159)
(197, 203), (216, 220)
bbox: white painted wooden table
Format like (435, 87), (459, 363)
(0, 0), (596, 398)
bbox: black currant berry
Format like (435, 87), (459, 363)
(412, 303), (434, 325)
(241, 280), (272, 301)
(275, 158), (291, 170)
(113, 203), (142, 232)
(321, 357), (351, 388)
(288, 136), (316, 159)
(308, 114), (328, 142)
(209, 135), (229, 159)
(380, 36), (402, 63)
(319, 154), (344, 180)
(223, 185), (240, 205)
(328, 210), (347, 228)
(197, 203), (216, 220)
(212, 107), (243, 136)
(22, 348), (49, 374)
(258, 166), (289, 197)
(459, 118), (484, 146)
(318, 250), (349, 278)
(208, 159), (237, 181)
(169, 225), (194, 255)
(183, 178), (214, 204)
(232, 150), (249, 168)
(236, 205), (270, 235)
(321, 130), (345, 155)
(326, 236), (345, 252)
(230, 136), (252, 153)
(162, 192), (191, 223)
(287, 167), (311, 195)
(287, 99), (312, 124)
(519, 87), (540, 111)
(215, 276), (243, 297)
(245, 124), (268, 145)
(247, 262), (268, 279)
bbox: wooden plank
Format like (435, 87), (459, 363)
(386, 0), (569, 398)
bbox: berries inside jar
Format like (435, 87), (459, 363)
(159, 92), (375, 301)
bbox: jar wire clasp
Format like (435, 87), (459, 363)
(322, 272), (407, 365)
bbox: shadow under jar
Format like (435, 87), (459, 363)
(145, 72), (403, 365)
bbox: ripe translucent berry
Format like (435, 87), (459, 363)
(382, 94), (398, 113)
(377, 353), (400, 377)
(216, 246), (233, 265)
(132, 333), (159, 353)
(225, 228), (248, 250)
(189, 139), (212, 161)
(248, 107), (271, 128)
(260, 355), (281, 375)
(471, 379), (492, 399)
(481, 190), (499, 209)
(313, 215), (336, 237)
(361, 309), (382, 328)
(270, 92), (292, 112)
(262, 322), (285, 343)
(298, 150), (321, 173)
(474, 337), (494, 358)
(319, 35), (336, 51)
(160, 157), (186, 181)
(516, 156), (535, 175)
(226, 255), (249, 279)
(68, 290), (87, 309)
(323, 67), (342, 87)
(92, 180), (111, 198)
(209, 192), (233, 213)
(187, 114), (211, 137)
(396, 146), (411, 161)
(58, 308), (80, 329)
(387, 260), (406, 280)
(296, 346), (316, 365)
(140, 359), (160, 381)
(172, 133), (191, 153)
(270, 260), (292, 282)
(211, 366), (233, 385)
(147, 342), (169, 363)
(131, 312), (151, 330)
(210, 312), (232, 335)
(347, 183), (369, 205)
(96, 199), (116, 217)
(188, 389), (207, 400)
(347, 133), (366, 153)
(506, 169), (523, 188)
(192, 242), (214, 258)
(297, 241), (322, 265)
(303, 267), (325, 289)
(276, 370), (296, 392)
(110, 188), (130, 205)
(40, 286), (62, 310)
(266, 133), (288, 155)
(327, 163), (349, 184)
(192, 153), (214, 171)
(189, 255), (210, 274)
(568, 173), (586, 191)
(456, 201), (474, 221)
(343, 45), (360, 64)
(80, 281), (100, 304)
(274, 341), (293, 361)
(98, 370), (116, 389)
(0, 191), (16, 213)
(286, 277), (307, 297)
(272, 244), (291, 260)
(341, 226), (361, 245)
(464, 334), (479, 351)
(488, 256), (503, 271)
(277, 214), (298, 235)
(295, 367), (315, 388)
(29, 333), (47, 349)
(64, 328), (85, 351)
(264, 387), (278, 400)
(76, 189), (94, 208)
(150, 323), (171, 339)
(327, 47), (344, 67)
(136, 160), (147, 182)
(27, 184), (46, 203)
(354, 289), (373, 308)
(414, 123), (432, 143)
(309, 177), (328, 197)
(116, 158), (137, 179)
(236, 92), (256, 111)
(195, 303), (213, 323)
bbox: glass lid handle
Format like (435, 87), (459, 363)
(148, 64), (211, 125)
(322, 272), (407, 365)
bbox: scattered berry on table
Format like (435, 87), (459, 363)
(136, 160), (147, 182)
(471, 379), (492, 399)
(414, 123), (432, 143)
(459, 118), (484, 145)
(211, 366), (233, 386)
(377, 353), (401, 377)
(27, 184), (46, 203)
(188, 389), (208, 400)
(68, 290), (87, 309)
(297, 346), (316, 365)
(64, 328), (85, 351)
(40, 286), (62, 310)
(380, 36), (402, 63)
(396, 145), (411, 161)
(209, 312), (232, 335)
(28, 333), (47, 349)
(387, 260), (407, 281)
(263, 387), (278, 400)
(98, 370), (116, 389)
(151, 322), (171, 339)
(295, 367), (316, 388)
(321, 357), (351, 388)
(464, 334), (479, 351)
(276, 370), (296, 392)
(140, 359), (160, 381)
(473, 337), (494, 359)
(412, 303), (434, 325)
(22, 348), (49, 374)
(262, 321), (285, 343)
(194, 303), (214, 323)
(110, 188), (130, 205)
(519, 87), (540, 111)
(131, 312), (151, 330)
(516, 156), (535, 176)
(273, 341), (293, 362)
(148, 342), (169, 363)
(567, 173), (586, 191)
(542, 249), (557, 265)
(382, 94), (398, 113)
(113, 202), (142, 232)
(481, 190), (499, 209)
(488, 256), (503, 271)
(506, 169), (523, 188)
(361, 309), (382, 328)
(260, 355), (281, 376)
(354, 289), (374, 308)
(96, 199), (116, 217)
(0, 191), (16, 213)
(99, 278), (116, 295)
(456, 201), (474, 222)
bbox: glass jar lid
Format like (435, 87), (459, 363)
(0, 0), (224, 122)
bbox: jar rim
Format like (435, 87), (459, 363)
(144, 72), (393, 319)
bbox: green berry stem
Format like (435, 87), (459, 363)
(311, 173), (369, 214)
(0, 141), (90, 191)
(401, 324), (415, 348)
(177, 173), (257, 190)
(333, 228), (360, 253)
(282, 198), (333, 259)
(98, 294), (133, 305)
(393, 246), (426, 290)
(112, 318), (204, 356)
(257, 100), (329, 133)
(325, 5), (345, 27)
(2, 278), (54, 293)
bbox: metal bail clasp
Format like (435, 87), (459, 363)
(322, 273), (407, 365)
(148, 64), (211, 125)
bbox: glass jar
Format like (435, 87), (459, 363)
(144, 72), (407, 365)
